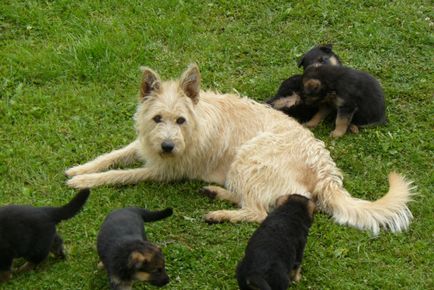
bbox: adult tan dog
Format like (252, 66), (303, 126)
(66, 64), (414, 235)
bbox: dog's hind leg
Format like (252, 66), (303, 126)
(200, 185), (241, 205)
(66, 140), (140, 177)
(205, 205), (267, 224)
(67, 167), (156, 189)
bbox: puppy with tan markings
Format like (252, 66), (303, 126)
(302, 64), (387, 138)
(297, 44), (342, 70)
(236, 193), (315, 290)
(0, 189), (90, 282)
(97, 207), (172, 290)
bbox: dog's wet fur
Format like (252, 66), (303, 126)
(302, 64), (387, 138)
(236, 194), (315, 290)
(97, 207), (173, 290)
(267, 44), (341, 122)
(0, 189), (90, 282)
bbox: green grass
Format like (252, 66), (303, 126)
(1, 0), (433, 289)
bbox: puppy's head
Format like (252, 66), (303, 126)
(297, 44), (342, 70)
(128, 243), (169, 287)
(302, 78), (325, 105)
(134, 64), (201, 159)
(276, 193), (316, 219)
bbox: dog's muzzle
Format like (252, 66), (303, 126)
(161, 141), (175, 153)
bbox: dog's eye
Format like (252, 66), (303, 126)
(153, 115), (162, 123)
(176, 117), (186, 125)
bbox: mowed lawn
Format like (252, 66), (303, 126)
(0, 0), (432, 289)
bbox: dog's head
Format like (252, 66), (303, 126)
(134, 64), (201, 158)
(266, 75), (302, 110)
(297, 44), (341, 70)
(128, 242), (169, 287)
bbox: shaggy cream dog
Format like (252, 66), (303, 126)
(66, 64), (414, 235)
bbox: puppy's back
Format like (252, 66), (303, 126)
(237, 195), (314, 289)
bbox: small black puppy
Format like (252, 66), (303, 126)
(266, 44), (341, 122)
(0, 189), (90, 282)
(302, 64), (386, 138)
(236, 194), (315, 290)
(297, 43), (342, 70)
(97, 207), (173, 290)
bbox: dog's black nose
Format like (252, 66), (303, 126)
(161, 141), (174, 153)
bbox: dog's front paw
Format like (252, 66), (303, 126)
(204, 211), (227, 224)
(67, 174), (99, 189)
(65, 165), (89, 177)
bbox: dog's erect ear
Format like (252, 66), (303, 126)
(179, 63), (201, 104)
(139, 67), (161, 101)
(320, 44), (333, 53)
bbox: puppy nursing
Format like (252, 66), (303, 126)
(97, 207), (172, 290)
(0, 189), (90, 282)
(237, 194), (315, 290)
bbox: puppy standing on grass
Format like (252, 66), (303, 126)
(267, 44), (342, 123)
(0, 189), (90, 282)
(66, 64), (414, 235)
(302, 64), (387, 138)
(236, 193), (315, 290)
(97, 207), (172, 290)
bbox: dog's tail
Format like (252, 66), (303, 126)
(246, 276), (272, 290)
(317, 172), (416, 235)
(45, 189), (90, 223)
(138, 207), (173, 222)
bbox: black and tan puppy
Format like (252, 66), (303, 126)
(236, 194), (315, 290)
(0, 189), (90, 282)
(266, 44), (341, 122)
(297, 43), (342, 70)
(302, 64), (386, 138)
(97, 207), (173, 290)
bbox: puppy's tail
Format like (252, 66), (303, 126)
(317, 172), (416, 235)
(139, 207), (173, 222)
(246, 276), (272, 290)
(45, 189), (90, 223)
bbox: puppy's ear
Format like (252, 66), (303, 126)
(320, 44), (333, 53)
(128, 251), (150, 269)
(297, 55), (305, 68)
(139, 67), (161, 101)
(276, 195), (290, 207)
(307, 199), (316, 219)
(180, 63), (201, 104)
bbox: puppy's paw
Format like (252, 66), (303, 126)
(67, 174), (99, 188)
(349, 124), (359, 134)
(330, 130), (345, 138)
(303, 121), (318, 129)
